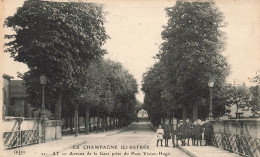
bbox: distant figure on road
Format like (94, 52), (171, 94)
(184, 118), (192, 146)
(203, 118), (213, 146)
(163, 120), (171, 147)
(177, 120), (185, 146)
(156, 124), (164, 147)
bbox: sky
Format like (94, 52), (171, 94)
(2, 0), (260, 103)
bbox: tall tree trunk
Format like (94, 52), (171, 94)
(94, 117), (96, 131)
(55, 92), (62, 120)
(85, 105), (90, 134)
(193, 102), (198, 121)
(78, 116), (80, 133)
(171, 110), (175, 125)
(109, 117), (112, 130)
(103, 115), (106, 131)
(182, 104), (187, 121)
(89, 117), (92, 132)
(112, 117), (115, 129)
(69, 117), (73, 133)
(97, 109), (100, 131)
(66, 118), (69, 129)
(74, 104), (79, 137)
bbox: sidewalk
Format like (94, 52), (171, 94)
(2, 123), (135, 157)
(178, 145), (241, 157)
(148, 122), (239, 157)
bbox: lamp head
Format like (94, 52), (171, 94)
(40, 74), (47, 85)
(208, 77), (215, 88)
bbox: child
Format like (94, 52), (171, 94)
(191, 121), (197, 145)
(171, 118), (178, 148)
(195, 119), (203, 146)
(163, 121), (171, 147)
(177, 120), (185, 146)
(156, 124), (164, 147)
(184, 118), (192, 146)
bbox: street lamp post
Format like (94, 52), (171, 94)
(208, 78), (214, 120)
(40, 74), (47, 119)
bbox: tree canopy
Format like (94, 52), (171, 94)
(142, 0), (230, 124)
(5, 0), (138, 134)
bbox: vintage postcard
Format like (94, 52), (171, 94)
(1, 0), (259, 157)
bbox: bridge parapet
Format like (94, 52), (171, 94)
(3, 117), (62, 149)
(212, 119), (260, 157)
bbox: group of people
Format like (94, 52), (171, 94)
(156, 118), (213, 148)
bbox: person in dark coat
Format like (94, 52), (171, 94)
(163, 121), (171, 147)
(203, 118), (213, 146)
(184, 118), (192, 146)
(177, 120), (185, 146)
(191, 121), (197, 145)
(195, 119), (203, 146)
(171, 118), (178, 148)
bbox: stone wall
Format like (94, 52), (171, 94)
(44, 120), (63, 141)
(212, 119), (260, 139)
(2, 75), (13, 117)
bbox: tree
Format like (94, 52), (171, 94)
(5, 0), (108, 136)
(249, 73), (260, 114)
(160, 0), (229, 120)
(224, 83), (250, 118)
(142, 0), (230, 122)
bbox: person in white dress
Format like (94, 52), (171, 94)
(156, 124), (164, 146)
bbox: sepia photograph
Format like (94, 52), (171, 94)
(0, 0), (260, 157)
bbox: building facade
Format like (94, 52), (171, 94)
(2, 74), (32, 119)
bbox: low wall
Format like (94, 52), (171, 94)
(2, 118), (62, 149)
(44, 120), (62, 142)
(212, 119), (260, 138)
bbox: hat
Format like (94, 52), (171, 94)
(179, 120), (184, 122)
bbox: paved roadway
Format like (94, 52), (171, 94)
(3, 121), (188, 157)
(59, 121), (188, 157)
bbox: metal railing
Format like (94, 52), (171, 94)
(3, 118), (43, 149)
(212, 132), (260, 157)
(3, 130), (39, 149)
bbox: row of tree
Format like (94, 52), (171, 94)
(5, 0), (138, 136)
(142, 1), (259, 126)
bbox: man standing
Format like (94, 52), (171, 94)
(184, 118), (192, 146)
(171, 118), (178, 147)
(203, 118), (213, 146)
